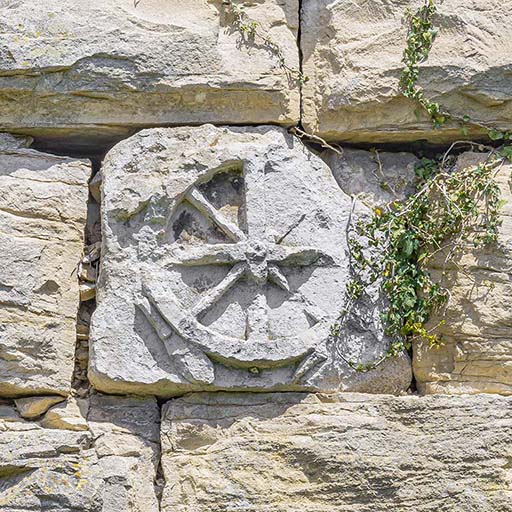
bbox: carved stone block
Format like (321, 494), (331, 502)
(89, 125), (411, 395)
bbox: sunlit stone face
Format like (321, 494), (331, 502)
(89, 125), (411, 396)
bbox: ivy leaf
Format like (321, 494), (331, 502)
(489, 129), (504, 141)
(500, 145), (512, 163)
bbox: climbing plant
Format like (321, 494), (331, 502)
(332, 0), (512, 372)
(399, 0), (444, 126)
(399, 0), (512, 140)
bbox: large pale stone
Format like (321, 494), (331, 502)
(0, 140), (90, 397)
(89, 125), (411, 396)
(161, 392), (512, 512)
(0, 0), (299, 150)
(414, 152), (512, 395)
(0, 394), (159, 512)
(301, 0), (512, 143)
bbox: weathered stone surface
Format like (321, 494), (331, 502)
(14, 395), (65, 419)
(301, 0), (512, 143)
(0, 141), (90, 397)
(414, 152), (512, 395)
(89, 173), (102, 204)
(0, 0), (299, 148)
(86, 394), (161, 512)
(0, 394), (159, 511)
(322, 148), (418, 206)
(41, 397), (88, 431)
(161, 392), (512, 512)
(89, 125), (411, 396)
(0, 133), (32, 151)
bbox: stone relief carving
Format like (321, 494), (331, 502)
(89, 125), (411, 395)
(137, 164), (334, 385)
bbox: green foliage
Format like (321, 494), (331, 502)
(338, 150), (505, 372)
(500, 145), (512, 162)
(224, 0), (308, 84)
(399, 0), (444, 126)
(334, 0), (508, 372)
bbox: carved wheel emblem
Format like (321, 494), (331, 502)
(137, 164), (332, 384)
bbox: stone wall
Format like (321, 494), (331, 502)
(0, 1), (511, 510)
(161, 393), (512, 512)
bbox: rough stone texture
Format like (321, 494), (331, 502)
(0, 140), (90, 397)
(14, 395), (65, 419)
(86, 394), (161, 512)
(0, 133), (32, 151)
(414, 153), (512, 395)
(89, 125), (411, 396)
(161, 392), (512, 512)
(41, 397), (88, 431)
(0, 394), (159, 511)
(301, 0), (512, 143)
(322, 148), (418, 206)
(0, 0), (300, 151)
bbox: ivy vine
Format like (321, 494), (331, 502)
(399, 0), (512, 141)
(399, 0), (444, 126)
(333, 0), (512, 372)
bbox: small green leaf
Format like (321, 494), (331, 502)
(500, 145), (512, 162)
(489, 129), (504, 141)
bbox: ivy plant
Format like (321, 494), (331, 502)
(333, 0), (511, 372)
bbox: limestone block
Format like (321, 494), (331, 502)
(0, 140), (90, 397)
(301, 0), (512, 143)
(161, 392), (512, 512)
(14, 395), (65, 419)
(89, 125), (411, 396)
(87, 393), (161, 512)
(0, 0), (300, 147)
(41, 397), (88, 431)
(0, 394), (159, 512)
(414, 152), (512, 395)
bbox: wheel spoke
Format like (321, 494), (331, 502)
(192, 262), (246, 317)
(187, 186), (246, 242)
(268, 264), (289, 291)
(268, 245), (333, 266)
(164, 243), (246, 266)
(243, 161), (267, 240)
(245, 287), (269, 343)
